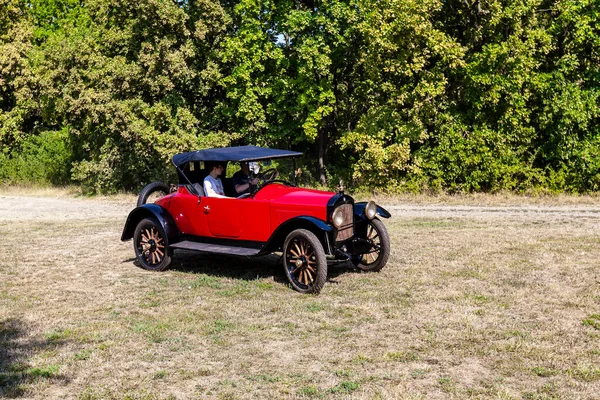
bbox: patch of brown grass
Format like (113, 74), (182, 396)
(0, 195), (599, 399)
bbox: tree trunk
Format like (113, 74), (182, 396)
(318, 127), (327, 186)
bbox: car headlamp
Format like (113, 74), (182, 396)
(365, 201), (377, 220)
(332, 207), (344, 228)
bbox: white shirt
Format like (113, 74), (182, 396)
(203, 175), (225, 197)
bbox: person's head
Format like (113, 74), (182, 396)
(207, 161), (225, 176)
(240, 162), (250, 174)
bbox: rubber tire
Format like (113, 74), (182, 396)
(283, 229), (327, 294)
(137, 182), (170, 207)
(353, 218), (390, 272)
(133, 218), (172, 271)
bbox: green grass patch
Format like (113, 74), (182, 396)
(74, 349), (92, 361)
(330, 380), (359, 394)
(306, 302), (324, 312)
(206, 318), (235, 344)
(180, 275), (223, 290)
(153, 370), (167, 379)
(532, 366), (558, 377)
(247, 374), (281, 383)
(411, 369), (428, 379)
(583, 314), (600, 330)
(28, 365), (60, 379)
(45, 328), (74, 342)
(438, 376), (454, 392)
(334, 369), (352, 378)
(387, 351), (420, 362)
(140, 289), (161, 308)
(352, 354), (371, 365)
(131, 320), (171, 343)
(297, 385), (320, 397)
(569, 365), (600, 382)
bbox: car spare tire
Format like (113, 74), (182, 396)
(137, 182), (170, 207)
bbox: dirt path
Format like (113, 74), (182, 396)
(386, 204), (600, 220)
(0, 195), (133, 221)
(1, 195), (599, 222)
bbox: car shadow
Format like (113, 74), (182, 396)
(0, 318), (69, 398)
(144, 251), (361, 286)
(167, 251), (284, 282)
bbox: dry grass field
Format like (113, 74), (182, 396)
(1, 189), (599, 399)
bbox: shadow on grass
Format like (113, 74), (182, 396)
(170, 251), (283, 281)
(130, 250), (360, 286)
(0, 319), (69, 398)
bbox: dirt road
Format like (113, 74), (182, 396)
(2, 194), (599, 222)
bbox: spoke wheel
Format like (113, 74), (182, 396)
(283, 229), (327, 294)
(133, 218), (172, 271)
(353, 218), (390, 272)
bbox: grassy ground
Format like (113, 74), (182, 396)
(0, 188), (599, 399)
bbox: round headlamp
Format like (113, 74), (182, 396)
(332, 207), (344, 228)
(365, 201), (377, 220)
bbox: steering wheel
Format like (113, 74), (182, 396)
(256, 168), (278, 182)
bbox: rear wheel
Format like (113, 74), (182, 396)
(133, 218), (171, 271)
(352, 218), (390, 272)
(137, 182), (170, 207)
(283, 229), (327, 294)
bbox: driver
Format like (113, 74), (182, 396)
(232, 162), (259, 196)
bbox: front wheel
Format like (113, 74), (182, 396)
(352, 218), (390, 272)
(283, 229), (327, 294)
(133, 218), (172, 271)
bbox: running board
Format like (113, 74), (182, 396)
(170, 240), (262, 256)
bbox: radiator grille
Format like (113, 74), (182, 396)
(335, 203), (354, 241)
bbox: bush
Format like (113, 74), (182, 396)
(0, 128), (72, 186)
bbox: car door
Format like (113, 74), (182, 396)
(168, 190), (210, 237)
(237, 197), (271, 242)
(204, 197), (242, 238)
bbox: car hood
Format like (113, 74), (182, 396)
(255, 184), (335, 207)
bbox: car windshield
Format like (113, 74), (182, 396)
(224, 158), (298, 183)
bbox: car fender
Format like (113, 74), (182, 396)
(354, 202), (391, 221)
(121, 204), (180, 243)
(261, 216), (334, 255)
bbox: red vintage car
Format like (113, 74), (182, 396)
(121, 146), (391, 293)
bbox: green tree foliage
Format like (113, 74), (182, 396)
(0, 0), (598, 193)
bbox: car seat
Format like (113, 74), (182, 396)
(192, 182), (205, 197)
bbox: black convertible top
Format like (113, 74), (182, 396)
(172, 146), (303, 167)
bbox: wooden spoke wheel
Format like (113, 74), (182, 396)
(133, 218), (172, 271)
(283, 229), (327, 294)
(353, 218), (390, 272)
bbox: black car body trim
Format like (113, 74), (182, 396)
(260, 216), (334, 255)
(121, 204), (180, 244)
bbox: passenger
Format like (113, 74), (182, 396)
(232, 162), (259, 196)
(203, 162), (228, 198)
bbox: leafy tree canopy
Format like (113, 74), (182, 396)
(0, 0), (598, 193)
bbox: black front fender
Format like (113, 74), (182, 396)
(354, 202), (391, 221)
(121, 204), (180, 244)
(261, 216), (334, 255)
